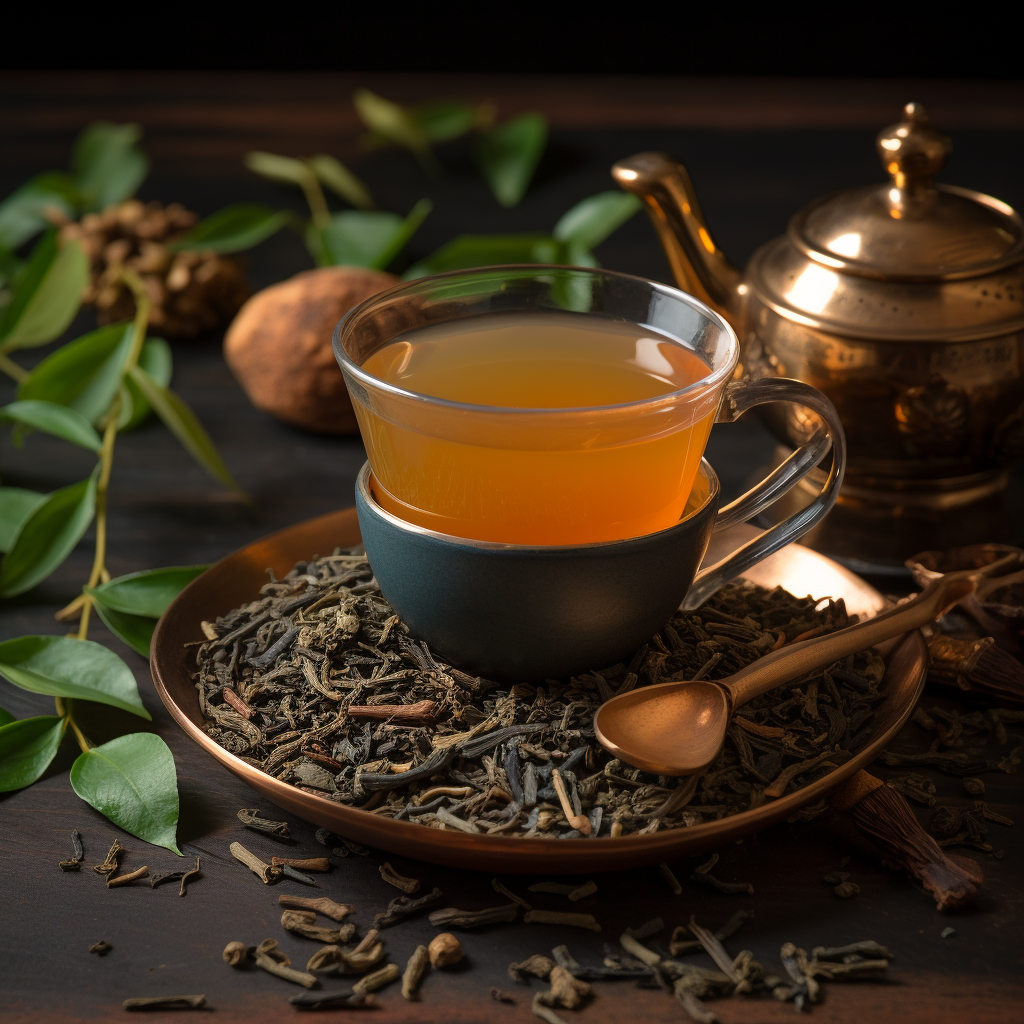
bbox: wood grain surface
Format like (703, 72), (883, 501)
(1, 73), (1022, 1023)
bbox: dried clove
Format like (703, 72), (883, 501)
(289, 990), (372, 1010)
(107, 865), (149, 888)
(281, 909), (355, 944)
(222, 941), (248, 967)
(230, 841), (278, 884)
(352, 963), (400, 996)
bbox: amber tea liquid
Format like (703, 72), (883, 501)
(356, 312), (717, 544)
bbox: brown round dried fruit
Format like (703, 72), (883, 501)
(224, 266), (398, 434)
(428, 932), (462, 968)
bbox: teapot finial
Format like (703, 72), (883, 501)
(876, 103), (952, 199)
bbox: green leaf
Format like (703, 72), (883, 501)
(0, 635), (150, 719)
(0, 247), (23, 290)
(0, 400), (102, 452)
(353, 89), (432, 156)
(90, 603), (156, 659)
(70, 733), (179, 853)
(127, 366), (242, 494)
(0, 233), (88, 352)
(244, 151), (314, 188)
(90, 565), (207, 618)
(307, 156), (374, 210)
(0, 487), (46, 553)
(72, 123), (149, 212)
(553, 191), (642, 251)
(0, 706), (15, 726)
(476, 113), (548, 208)
(18, 323), (134, 425)
(171, 203), (290, 254)
(404, 233), (562, 279)
(0, 172), (80, 250)
(319, 199), (431, 270)
(413, 100), (488, 142)
(0, 473), (96, 597)
(0, 715), (67, 792)
(121, 337), (172, 432)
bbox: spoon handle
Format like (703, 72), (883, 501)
(722, 573), (976, 709)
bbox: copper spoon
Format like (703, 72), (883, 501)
(593, 573), (977, 776)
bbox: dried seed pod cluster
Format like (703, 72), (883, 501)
(56, 199), (249, 338)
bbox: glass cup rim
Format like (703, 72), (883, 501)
(332, 264), (740, 417)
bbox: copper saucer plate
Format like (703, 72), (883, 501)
(150, 511), (926, 873)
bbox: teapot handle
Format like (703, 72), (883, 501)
(681, 377), (846, 610)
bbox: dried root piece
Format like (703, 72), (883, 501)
(281, 909), (355, 944)
(379, 861), (420, 893)
(833, 770), (983, 910)
(428, 932), (462, 967)
(690, 853), (754, 894)
(108, 865), (149, 888)
(531, 992), (567, 1024)
(272, 856), (330, 872)
(89, 941), (112, 956)
(254, 938), (319, 988)
(279, 894), (353, 921)
(401, 945), (429, 1000)
(352, 963), (400, 996)
(237, 808), (291, 839)
(230, 841), (278, 884)
(429, 904), (519, 929)
(374, 887), (442, 929)
(123, 995), (206, 1011)
(539, 966), (590, 1009)
(523, 910), (600, 932)
(509, 955), (555, 983)
(92, 840), (123, 878)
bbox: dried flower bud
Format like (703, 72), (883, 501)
(428, 932), (462, 968)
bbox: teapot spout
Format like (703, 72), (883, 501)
(613, 153), (743, 324)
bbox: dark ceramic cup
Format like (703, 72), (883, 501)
(356, 456), (814, 680)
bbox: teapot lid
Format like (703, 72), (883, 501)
(788, 103), (1024, 281)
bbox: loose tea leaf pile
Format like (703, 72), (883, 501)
(194, 549), (886, 837)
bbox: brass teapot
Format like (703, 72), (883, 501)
(614, 103), (1024, 571)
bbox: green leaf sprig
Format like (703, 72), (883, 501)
(0, 267), (231, 852)
(243, 149), (431, 271)
(404, 190), (642, 279)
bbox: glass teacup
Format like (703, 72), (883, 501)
(334, 266), (844, 550)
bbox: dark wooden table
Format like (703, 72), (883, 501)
(1, 74), (1022, 1023)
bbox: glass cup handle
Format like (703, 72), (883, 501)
(681, 377), (847, 610)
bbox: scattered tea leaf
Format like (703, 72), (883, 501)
(121, 337), (172, 432)
(0, 635), (150, 719)
(0, 400), (103, 452)
(70, 733), (180, 853)
(89, 565), (208, 619)
(72, 122), (149, 212)
(306, 155), (374, 210)
(127, 366), (242, 494)
(0, 473), (97, 597)
(318, 199), (431, 270)
(0, 487), (46, 553)
(0, 232), (88, 352)
(171, 203), (290, 254)
(0, 172), (79, 250)
(0, 715), (67, 791)
(553, 192), (642, 251)
(476, 113), (548, 208)
(18, 322), (134, 425)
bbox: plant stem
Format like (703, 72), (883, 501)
(54, 698), (92, 752)
(74, 271), (151, 640)
(0, 351), (28, 382)
(299, 166), (332, 230)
